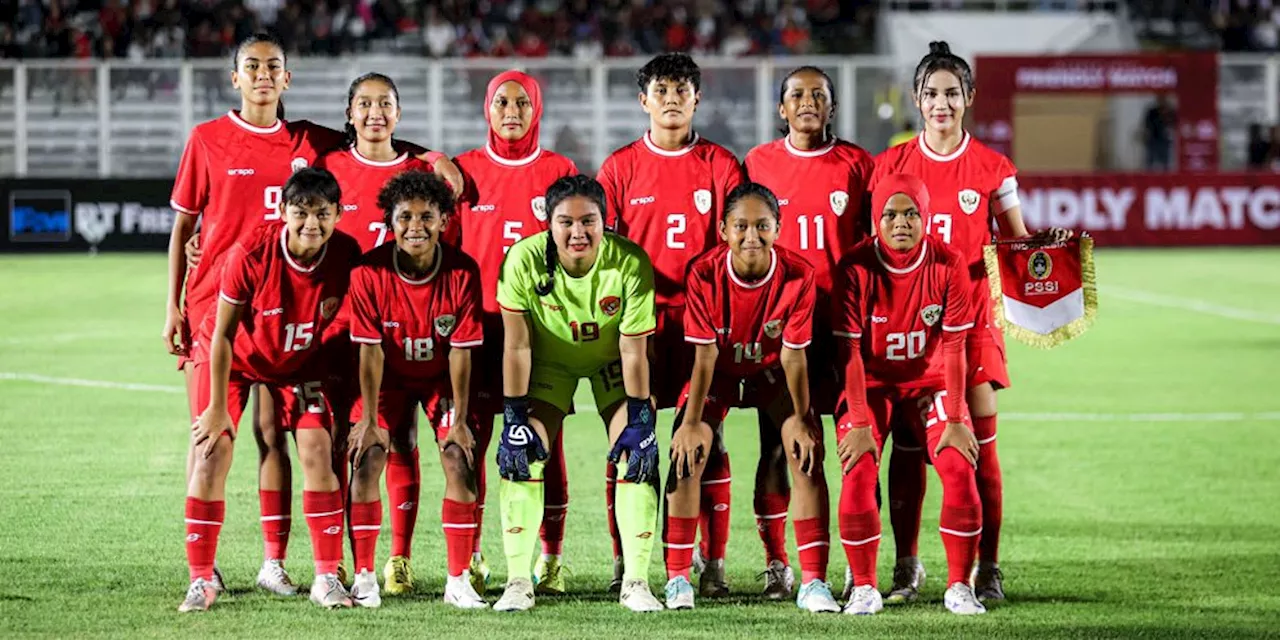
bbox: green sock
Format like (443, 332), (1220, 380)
(500, 461), (545, 582)
(614, 462), (659, 583)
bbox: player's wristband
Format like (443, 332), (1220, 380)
(503, 395), (529, 426)
(626, 396), (654, 429)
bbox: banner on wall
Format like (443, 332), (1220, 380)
(972, 53), (1219, 171)
(1, 179), (176, 252)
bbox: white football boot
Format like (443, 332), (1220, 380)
(444, 571), (488, 609)
(256, 559), (298, 596)
(493, 577), (535, 612)
(664, 575), (695, 610)
(350, 570), (381, 608)
(177, 578), (217, 612)
(619, 579), (663, 612)
(842, 585), (884, 615)
(310, 573), (353, 608)
(944, 581), (987, 615)
(795, 579), (841, 613)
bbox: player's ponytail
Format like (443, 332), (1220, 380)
(913, 40), (974, 100)
(344, 72), (401, 149)
(536, 175), (609, 297)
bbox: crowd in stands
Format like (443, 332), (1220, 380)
(0, 0), (873, 60)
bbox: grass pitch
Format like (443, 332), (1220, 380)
(0, 249), (1277, 638)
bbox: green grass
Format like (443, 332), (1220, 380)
(1, 249), (1278, 638)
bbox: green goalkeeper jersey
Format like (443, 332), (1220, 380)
(497, 231), (657, 379)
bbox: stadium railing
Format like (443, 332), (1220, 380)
(0, 53), (1274, 178)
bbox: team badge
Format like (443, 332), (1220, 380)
(958, 189), (981, 215)
(1029, 250), (1053, 280)
(291, 157), (309, 173)
(531, 196), (547, 222)
(764, 319), (782, 339)
(434, 314), (457, 337)
(829, 190), (849, 216)
(920, 304), (942, 327)
(599, 295), (621, 316)
(694, 189), (712, 215)
(320, 297), (340, 320)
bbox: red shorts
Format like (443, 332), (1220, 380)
(678, 366), (789, 426)
(352, 380), (491, 443)
(654, 305), (694, 409)
(836, 387), (971, 461)
(192, 362), (332, 432)
(967, 294), (1010, 390)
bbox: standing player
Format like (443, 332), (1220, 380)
(453, 69), (578, 596)
(316, 72), (436, 596)
(597, 52), (743, 595)
(345, 171), (487, 609)
(871, 41), (1071, 604)
(179, 168), (362, 612)
(491, 175), (663, 613)
(662, 183), (836, 613)
(832, 172), (985, 616)
(165, 33), (462, 595)
(742, 65), (873, 599)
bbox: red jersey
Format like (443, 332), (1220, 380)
(453, 145), (578, 314)
(171, 112), (345, 313)
(207, 224), (361, 383)
(831, 238), (973, 391)
(598, 132), (744, 308)
(871, 132), (1019, 300)
(743, 137), (874, 297)
(684, 245), (815, 379)
(318, 146), (435, 252)
(348, 243), (484, 382)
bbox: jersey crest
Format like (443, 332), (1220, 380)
(291, 157), (309, 173)
(694, 189), (712, 215)
(830, 190), (848, 217)
(599, 295), (621, 316)
(958, 189), (981, 215)
(531, 196), (547, 222)
(320, 296), (340, 320)
(764, 318), (783, 339)
(434, 314), (457, 337)
(920, 304), (942, 327)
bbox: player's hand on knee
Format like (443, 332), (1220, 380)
(191, 409), (234, 459)
(162, 305), (186, 356)
(935, 420), (978, 467)
(442, 422), (476, 469)
(348, 416), (387, 468)
(185, 232), (202, 268)
(609, 397), (658, 484)
(670, 420), (711, 480)
(498, 396), (546, 481)
(837, 425), (878, 474)
(782, 414), (820, 476)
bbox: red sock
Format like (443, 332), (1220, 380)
(185, 498), (224, 581)
(606, 462), (622, 558)
(540, 430), (568, 555)
(888, 442), (926, 559)
(259, 489), (290, 562)
(792, 517), (829, 583)
(442, 498), (478, 577)
(386, 449), (420, 558)
(934, 448), (982, 585)
(303, 490), (344, 576)
(838, 455), (881, 587)
(973, 415), (1002, 564)
(700, 451), (731, 561)
(473, 413), (492, 554)
(754, 490), (790, 566)
(349, 500), (381, 573)
(664, 516), (698, 580)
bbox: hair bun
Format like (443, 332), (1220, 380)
(929, 41), (952, 56)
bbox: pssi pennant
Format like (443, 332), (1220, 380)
(983, 235), (1097, 348)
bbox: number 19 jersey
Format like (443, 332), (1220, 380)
(496, 232), (656, 379)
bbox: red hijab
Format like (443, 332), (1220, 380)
(871, 173), (931, 270)
(485, 70), (542, 161)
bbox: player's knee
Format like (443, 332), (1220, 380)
(353, 447), (386, 483)
(933, 449), (979, 503)
(296, 434), (334, 474)
(439, 443), (472, 480)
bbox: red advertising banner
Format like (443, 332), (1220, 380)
(973, 53), (1219, 172)
(1017, 173), (1280, 246)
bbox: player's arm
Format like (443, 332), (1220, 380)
(935, 260), (978, 466)
(991, 175), (1071, 244)
(445, 345), (475, 465)
(164, 213), (199, 355)
(619, 333), (651, 401)
(832, 262), (877, 472)
(779, 345), (819, 475)
(192, 297), (242, 458)
(501, 311), (533, 398)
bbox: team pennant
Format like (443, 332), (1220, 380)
(983, 235), (1097, 349)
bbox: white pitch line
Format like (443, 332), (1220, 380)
(1103, 286), (1280, 325)
(0, 372), (184, 394)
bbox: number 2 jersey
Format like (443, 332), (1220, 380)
(348, 242), (484, 382)
(684, 245), (815, 379)
(198, 223), (361, 384)
(597, 132), (743, 308)
(496, 231), (656, 379)
(171, 111), (346, 318)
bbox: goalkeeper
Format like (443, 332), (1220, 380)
(491, 175), (663, 613)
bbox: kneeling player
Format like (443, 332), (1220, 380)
(344, 171), (487, 609)
(180, 168), (361, 612)
(832, 173), (985, 616)
(492, 175), (663, 613)
(663, 183), (835, 613)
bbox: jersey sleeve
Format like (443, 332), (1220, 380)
(830, 259), (864, 340)
(347, 267), (383, 345)
(218, 243), (254, 306)
(992, 156), (1020, 213)
(171, 132), (209, 215)
(495, 240), (535, 313)
(450, 263), (485, 348)
(682, 267), (716, 345)
(782, 269), (815, 350)
(619, 248), (657, 337)
(596, 154), (625, 232)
